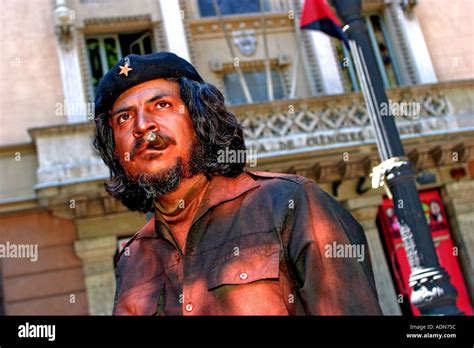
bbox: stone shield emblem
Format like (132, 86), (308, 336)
(232, 29), (257, 56)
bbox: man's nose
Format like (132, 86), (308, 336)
(132, 110), (159, 139)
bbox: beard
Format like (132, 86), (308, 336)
(136, 157), (185, 199)
(122, 137), (207, 203)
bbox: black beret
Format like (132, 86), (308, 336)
(94, 51), (204, 116)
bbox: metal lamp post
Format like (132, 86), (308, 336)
(331, 0), (462, 315)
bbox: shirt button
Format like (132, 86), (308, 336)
(185, 303), (193, 312)
(240, 272), (248, 280)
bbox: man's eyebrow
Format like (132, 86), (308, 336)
(111, 106), (133, 117)
(111, 94), (171, 117)
(145, 93), (171, 105)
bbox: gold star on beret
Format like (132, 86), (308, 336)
(119, 57), (132, 76)
(119, 64), (132, 76)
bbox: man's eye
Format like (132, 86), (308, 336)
(156, 101), (171, 109)
(118, 114), (131, 125)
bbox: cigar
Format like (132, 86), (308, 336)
(144, 131), (166, 148)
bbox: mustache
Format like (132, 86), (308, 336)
(129, 133), (177, 159)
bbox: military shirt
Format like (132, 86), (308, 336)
(113, 171), (382, 315)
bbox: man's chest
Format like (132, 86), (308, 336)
(114, 218), (298, 315)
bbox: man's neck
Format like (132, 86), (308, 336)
(154, 172), (210, 254)
(155, 172), (209, 218)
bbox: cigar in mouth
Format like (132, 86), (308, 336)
(144, 131), (166, 148)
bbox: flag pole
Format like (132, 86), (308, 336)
(211, 0), (253, 104)
(332, 0), (462, 315)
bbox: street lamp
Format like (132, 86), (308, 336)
(331, 0), (462, 315)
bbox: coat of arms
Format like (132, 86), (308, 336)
(232, 29), (257, 56)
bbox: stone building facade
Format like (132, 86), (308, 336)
(0, 0), (473, 315)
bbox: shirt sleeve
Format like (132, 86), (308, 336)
(286, 180), (383, 315)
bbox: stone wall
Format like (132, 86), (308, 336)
(415, 0), (474, 81)
(0, 210), (88, 314)
(0, 0), (65, 146)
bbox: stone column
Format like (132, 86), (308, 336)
(53, 0), (88, 122)
(384, 1), (437, 84)
(442, 180), (474, 301)
(158, 0), (191, 61)
(74, 236), (117, 315)
(56, 42), (88, 122)
(305, 31), (345, 95)
(346, 195), (402, 315)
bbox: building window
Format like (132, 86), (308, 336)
(335, 13), (401, 92)
(366, 14), (401, 88)
(223, 68), (286, 105)
(85, 30), (154, 96)
(335, 42), (360, 92)
(198, 0), (270, 17)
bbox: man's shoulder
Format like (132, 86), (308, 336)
(241, 171), (336, 213)
(245, 170), (326, 198)
(246, 170), (314, 187)
(115, 218), (155, 266)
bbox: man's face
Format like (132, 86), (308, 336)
(110, 79), (195, 180)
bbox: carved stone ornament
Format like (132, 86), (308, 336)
(53, 0), (75, 50)
(232, 29), (257, 56)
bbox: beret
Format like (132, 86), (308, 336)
(94, 51), (204, 116)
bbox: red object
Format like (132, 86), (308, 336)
(300, 0), (348, 45)
(450, 167), (466, 180)
(378, 190), (472, 315)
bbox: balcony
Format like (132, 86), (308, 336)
(230, 79), (474, 158)
(228, 80), (474, 185)
(1, 79), (472, 215)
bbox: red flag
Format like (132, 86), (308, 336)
(300, 0), (348, 46)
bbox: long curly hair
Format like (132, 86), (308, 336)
(93, 77), (246, 213)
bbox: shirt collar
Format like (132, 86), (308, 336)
(136, 171), (260, 240)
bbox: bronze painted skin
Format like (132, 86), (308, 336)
(113, 171), (383, 315)
(93, 52), (382, 316)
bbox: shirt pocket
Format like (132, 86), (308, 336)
(116, 279), (164, 316)
(207, 238), (281, 291)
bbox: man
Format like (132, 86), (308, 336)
(94, 52), (382, 315)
